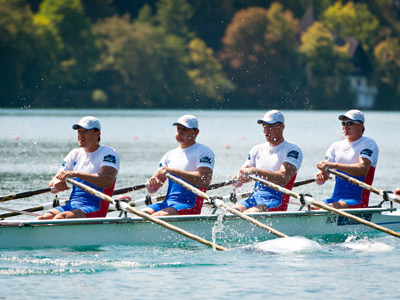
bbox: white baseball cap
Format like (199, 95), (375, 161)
(173, 115), (199, 129)
(257, 110), (285, 125)
(338, 109), (365, 123)
(72, 116), (101, 130)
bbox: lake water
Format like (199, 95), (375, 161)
(0, 108), (400, 299)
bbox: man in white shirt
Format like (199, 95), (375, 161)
(143, 115), (215, 216)
(315, 109), (379, 208)
(37, 116), (120, 219)
(233, 110), (303, 213)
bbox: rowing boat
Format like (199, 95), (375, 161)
(1, 207), (400, 249)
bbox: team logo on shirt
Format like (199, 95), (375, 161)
(247, 154), (251, 160)
(103, 154), (116, 164)
(287, 150), (299, 159)
(200, 156), (212, 164)
(61, 161), (66, 167)
(159, 163), (163, 168)
(360, 149), (373, 157)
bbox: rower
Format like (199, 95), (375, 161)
(315, 109), (379, 209)
(37, 116), (120, 220)
(231, 110), (303, 213)
(142, 115), (215, 216)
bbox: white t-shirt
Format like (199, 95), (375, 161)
(245, 140), (303, 171)
(160, 142), (215, 171)
(61, 145), (120, 175)
(60, 145), (120, 207)
(325, 136), (378, 167)
(157, 142), (214, 207)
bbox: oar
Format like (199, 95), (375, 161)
(293, 178), (316, 187)
(113, 184), (146, 195)
(326, 168), (400, 204)
(249, 174), (400, 239)
(0, 206), (41, 217)
(208, 180), (236, 190)
(0, 188), (51, 203)
(0, 199), (69, 219)
(66, 178), (227, 251)
(166, 174), (288, 238)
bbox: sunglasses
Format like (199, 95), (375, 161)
(341, 121), (361, 126)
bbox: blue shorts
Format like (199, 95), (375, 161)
(147, 201), (194, 213)
(240, 191), (281, 209)
(55, 200), (99, 215)
(323, 196), (361, 207)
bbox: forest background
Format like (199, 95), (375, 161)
(2, 0), (400, 110)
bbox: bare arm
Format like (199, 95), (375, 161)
(234, 162), (297, 187)
(50, 166), (117, 192)
(157, 166), (213, 188)
(317, 157), (371, 178)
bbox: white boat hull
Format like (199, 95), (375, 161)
(1, 208), (400, 249)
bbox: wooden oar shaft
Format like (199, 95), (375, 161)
(208, 180), (236, 190)
(66, 178), (226, 251)
(309, 199), (400, 239)
(166, 174), (288, 238)
(220, 202), (288, 238)
(113, 184), (146, 195)
(327, 168), (400, 204)
(249, 175), (400, 239)
(0, 206), (41, 217)
(293, 178), (315, 188)
(0, 188), (51, 203)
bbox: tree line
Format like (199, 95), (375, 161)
(1, 0), (400, 110)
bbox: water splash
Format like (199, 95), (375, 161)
(242, 236), (322, 254)
(211, 206), (227, 250)
(333, 236), (394, 252)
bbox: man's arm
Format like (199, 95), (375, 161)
(238, 162), (297, 187)
(317, 157), (371, 177)
(154, 166), (213, 188)
(51, 166), (117, 191)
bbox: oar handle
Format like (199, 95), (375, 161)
(293, 178), (315, 188)
(66, 178), (227, 251)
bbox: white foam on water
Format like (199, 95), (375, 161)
(242, 236), (322, 254)
(336, 236), (394, 252)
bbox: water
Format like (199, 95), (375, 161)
(1, 108), (400, 299)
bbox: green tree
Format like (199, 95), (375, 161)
(37, 0), (98, 87)
(322, 1), (380, 53)
(374, 37), (400, 108)
(93, 15), (191, 108)
(186, 38), (235, 105)
(0, 0), (35, 106)
(220, 3), (304, 108)
(300, 21), (353, 108)
(155, 0), (194, 41)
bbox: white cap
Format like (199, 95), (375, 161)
(257, 110), (285, 125)
(173, 115), (198, 129)
(338, 109), (365, 123)
(72, 116), (101, 130)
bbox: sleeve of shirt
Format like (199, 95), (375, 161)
(359, 139), (379, 166)
(100, 148), (120, 173)
(59, 149), (77, 172)
(324, 144), (336, 163)
(196, 146), (215, 170)
(284, 145), (303, 171)
(158, 151), (170, 169)
(244, 146), (258, 168)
